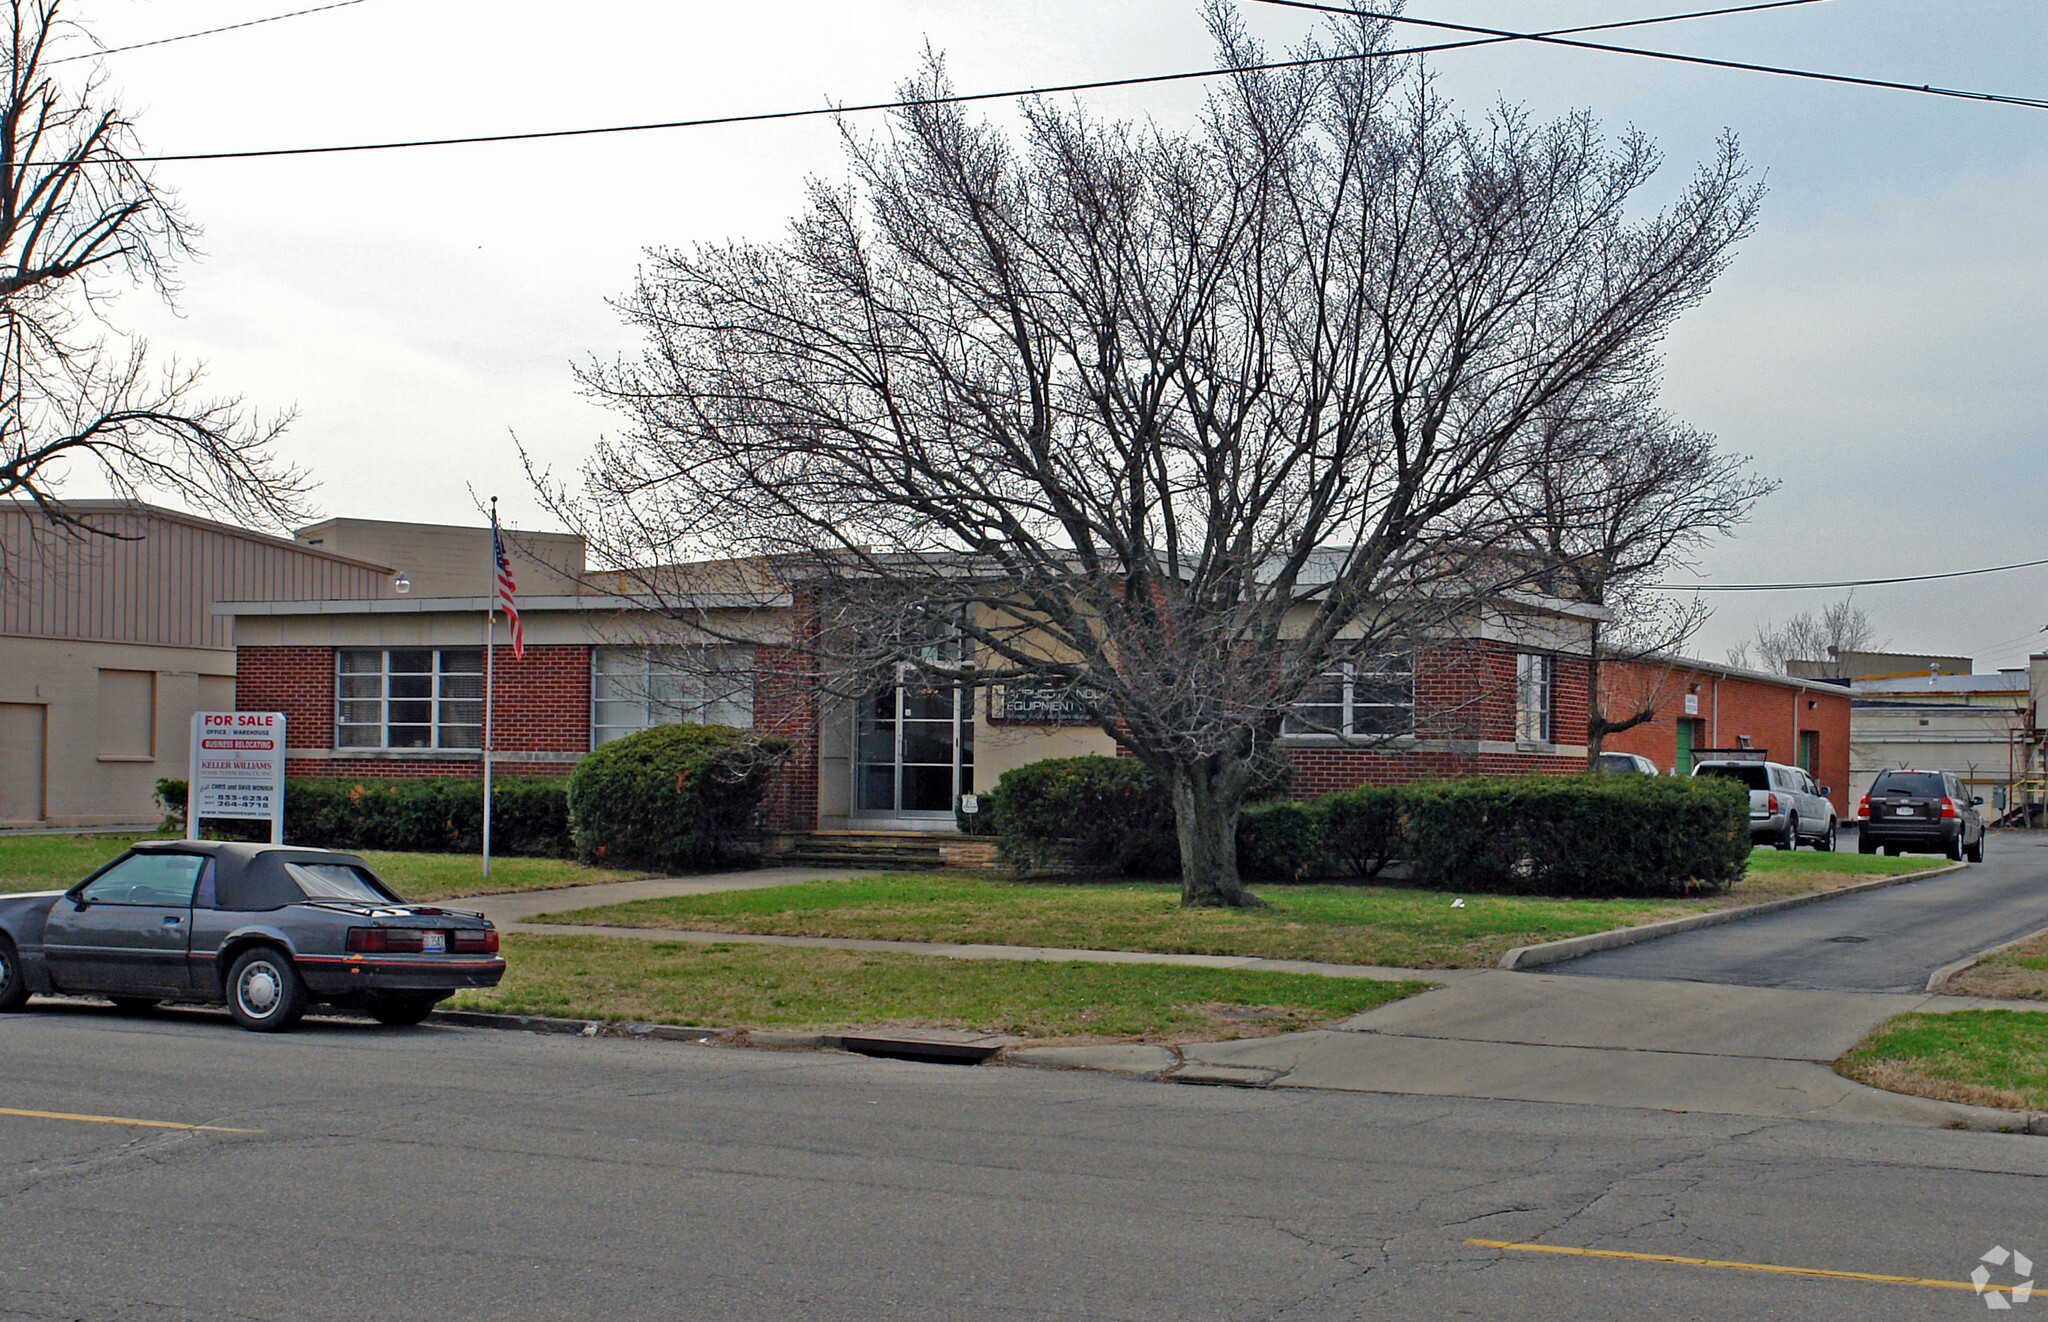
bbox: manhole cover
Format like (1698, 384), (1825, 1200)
(1825, 936), (1871, 944)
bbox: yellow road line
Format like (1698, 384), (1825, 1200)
(0, 1106), (261, 1134)
(1465, 1240), (1978, 1292)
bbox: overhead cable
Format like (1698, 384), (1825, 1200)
(48, 0), (367, 65)
(1661, 555), (2048, 592)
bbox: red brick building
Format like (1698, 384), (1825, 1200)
(1599, 655), (1854, 815)
(220, 520), (1612, 833)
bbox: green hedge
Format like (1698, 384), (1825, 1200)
(988, 756), (1177, 875)
(1400, 773), (1751, 897)
(1324, 785), (1404, 878)
(566, 723), (791, 872)
(987, 758), (1751, 897)
(156, 776), (570, 856)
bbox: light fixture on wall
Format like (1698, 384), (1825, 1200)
(1688, 683), (1701, 694)
(393, 572), (411, 595)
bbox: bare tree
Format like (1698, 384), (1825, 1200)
(1503, 388), (1774, 763)
(0, 0), (310, 549)
(552, 5), (1759, 906)
(1730, 597), (1881, 673)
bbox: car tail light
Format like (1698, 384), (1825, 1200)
(1857, 795), (1871, 819)
(451, 929), (499, 954)
(1940, 798), (1959, 819)
(1767, 793), (1778, 814)
(346, 927), (427, 953)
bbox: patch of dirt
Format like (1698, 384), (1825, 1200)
(1938, 960), (2048, 1001)
(1836, 1059), (2031, 1111)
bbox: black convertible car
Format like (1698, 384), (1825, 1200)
(0, 840), (505, 1032)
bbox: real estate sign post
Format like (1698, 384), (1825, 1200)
(188, 711), (287, 844)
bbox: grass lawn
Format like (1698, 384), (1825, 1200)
(450, 933), (1430, 1042)
(1936, 928), (2048, 1002)
(0, 833), (640, 901)
(535, 849), (1935, 969)
(1836, 1010), (2048, 1112)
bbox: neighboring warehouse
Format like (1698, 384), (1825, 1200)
(0, 502), (394, 827)
(1597, 654), (1853, 817)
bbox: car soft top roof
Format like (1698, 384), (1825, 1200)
(128, 840), (396, 909)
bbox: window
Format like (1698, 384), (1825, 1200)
(96, 669), (155, 759)
(1515, 653), (1554, 744)
(592, 646), (754, 746)
(79, 852), (205, 906)
(1283, 655), (1413, 738)
(336, 649), (483, 749)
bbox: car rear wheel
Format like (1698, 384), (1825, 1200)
(226, 948), (308, 1033)
(1858, 831), (1876, 855)
(1777, 815), (1798, 850)
(0, 937), (27, 1012)
(106, 997), (159, 1014)
(367, 994), (441, 1027)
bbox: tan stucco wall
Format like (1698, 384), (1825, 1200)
(293, 518), (586, 598)
(0, 635), (236, 826)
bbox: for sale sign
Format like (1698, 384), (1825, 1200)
(188, 712), (286, 842)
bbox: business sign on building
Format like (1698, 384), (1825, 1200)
(986, 682), (1101, 726)
(188, 712), (286, 843)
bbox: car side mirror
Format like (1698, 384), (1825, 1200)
(1819, 786), (1831, 796)
(1972, 796), (1985, 806)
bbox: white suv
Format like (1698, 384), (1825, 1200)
(1691, 759), (1839, 851)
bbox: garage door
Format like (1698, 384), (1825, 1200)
(0, 703), (46, 825)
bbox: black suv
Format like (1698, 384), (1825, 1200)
(1857, 769), (1985, 862)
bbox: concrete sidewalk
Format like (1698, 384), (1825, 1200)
(458, 869), (2046, 1130)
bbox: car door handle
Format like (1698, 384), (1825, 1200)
(162, 915), (181, 924)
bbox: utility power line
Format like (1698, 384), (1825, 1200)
(1257, 0), (2048, 111)
(48, 0), (367, 65)
(1662, 555), (2048, 592)
(119, 0), (2040, 165)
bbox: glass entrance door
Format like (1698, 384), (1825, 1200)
(854, 677), (973, 826)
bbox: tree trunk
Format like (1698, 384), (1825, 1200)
(1171, 756), (1259, 908)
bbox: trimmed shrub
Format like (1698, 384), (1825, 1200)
(565, 724), (791, 872)
(990, 755), (1178, 875)
(1323, 785), (1404, 878)
(1401, 773), (1750, 898)
(1236, 799), (1327, 881)
(155, 776), (571, 856)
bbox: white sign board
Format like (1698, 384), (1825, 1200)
(188, 712), (286, 843)
(1683, 693), (1700, 716)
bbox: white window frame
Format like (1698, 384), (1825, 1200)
(591, 645), (756, 747)
(335, 649), (484, 751)
(1515, 652), (1555, 745)
(1282, 655), (1415, 739)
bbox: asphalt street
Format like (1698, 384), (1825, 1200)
(5, 1003), (2048, 1321)
(1553, 830), (2048, 992)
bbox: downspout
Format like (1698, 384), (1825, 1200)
(1711, 676), (1720, 748)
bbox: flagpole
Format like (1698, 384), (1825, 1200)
(483, 498), (497, 881)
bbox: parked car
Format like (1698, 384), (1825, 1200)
(1691, 758), (1839, 851)
(1595, 752), (1660, 775)
(1856, 768), (1986, 862)
(0, 840), (504, 1032)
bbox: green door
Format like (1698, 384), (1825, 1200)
(1799, 730), (1819, 778)
(1675, 718), (1694, 775)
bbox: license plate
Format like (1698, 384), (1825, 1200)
(1894, 807), (1915, 816)
(422, 931), (446, 953)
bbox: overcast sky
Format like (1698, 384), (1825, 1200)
(67, 0), (2048, 668)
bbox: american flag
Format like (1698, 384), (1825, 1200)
(492, 517), (524, 660)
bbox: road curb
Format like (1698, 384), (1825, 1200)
(429, 1008), (735, 1042)
(1498, 862), (1967, 971)
(1925, 919), (2048, 993)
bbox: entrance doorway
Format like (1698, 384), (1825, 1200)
(853, 677), (974, 829)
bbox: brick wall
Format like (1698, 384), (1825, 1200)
(240, 643), (592, 779)
(753, 642), (819, 832)
(1600, 659), (1853, 814)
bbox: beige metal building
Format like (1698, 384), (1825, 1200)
(1848, 666), (2036, 817)
(0, 502), (395, 827)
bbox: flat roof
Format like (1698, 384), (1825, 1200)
(210, 592), (790, 616)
